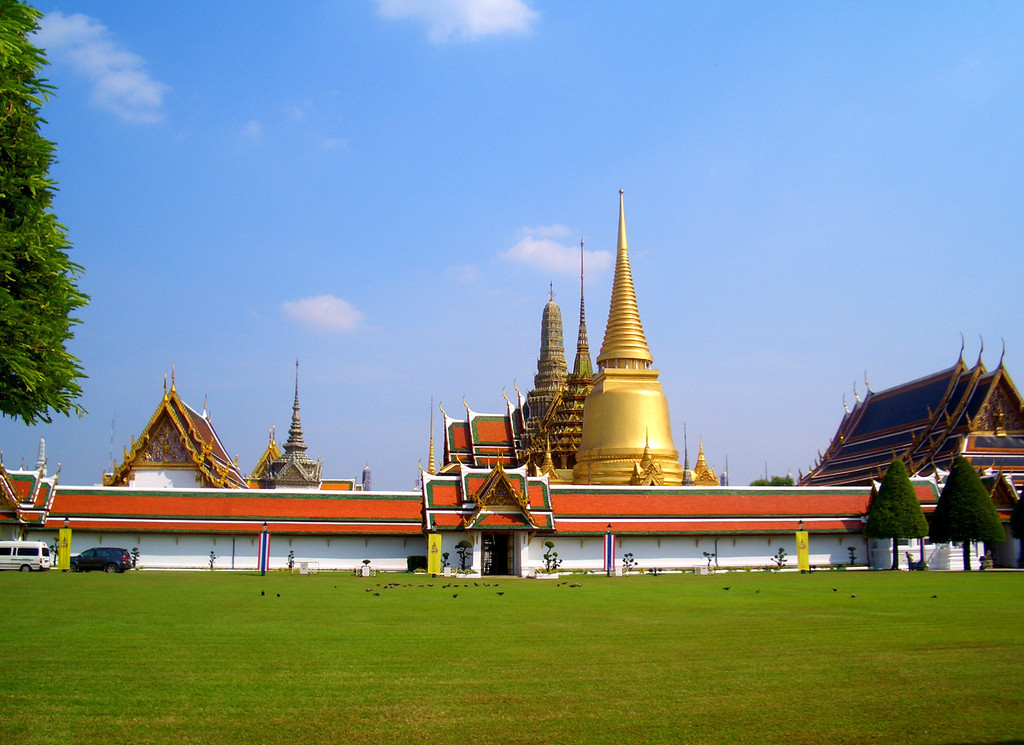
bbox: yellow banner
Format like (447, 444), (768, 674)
(427, 533), (442, 575)
(58, 528), (72, 571)
(796, 530), (810, 572)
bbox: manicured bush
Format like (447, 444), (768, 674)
(929, 455), (1005, 571)
(865, 459), (928, 569)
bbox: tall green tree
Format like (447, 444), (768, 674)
(929, 455), (1005, 571)
(0, 0), (87, 425)
(865, 458), (929, 570)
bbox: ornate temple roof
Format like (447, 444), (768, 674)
(264, 362), (323, 489)
(521, 241), (595, 478)
(525, 287), (567, 429)
(0, 459), (57, 528)
(803, 350), (1024, 489)
(103, 374), (247, 489)
(441, 397), (525, 471)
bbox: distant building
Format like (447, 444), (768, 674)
(802, 351), (1024, 492)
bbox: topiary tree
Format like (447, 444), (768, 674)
(1009, 487), (1024, 568)
(929, 455), (1005, 571)
(455, 539), (472, 571)
(865, 459), (929, 569)
(0, 1), (89, 424)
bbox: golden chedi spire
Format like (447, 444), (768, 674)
(596, 191), (653, 370)
(572, 191), (683, 486)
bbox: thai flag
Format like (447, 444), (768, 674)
(258, 530), (271, 575)
(604, 531), (615, 573)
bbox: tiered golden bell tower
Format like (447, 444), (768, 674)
(572, 191), (683, 486)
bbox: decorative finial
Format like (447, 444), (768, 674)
(864, 370), (871, 393)
(171, 365), (176, 391)
(853, 381), (860, 403)
(428, 397), (436, 475)
(842, 393), (849, 413)
(977, 335), (984, 367)
(549, 282), (554, 302)
(163, 373), (167, 397)
(999, 338), (1006, 368)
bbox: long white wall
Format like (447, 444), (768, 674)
(23, 528), (1017, 573)
(27, 529), (426, 571)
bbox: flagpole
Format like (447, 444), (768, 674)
(259, 521), (269, 576)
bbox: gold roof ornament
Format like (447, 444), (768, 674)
(573, 191), (682, 485)
(428, 397), (436, 475)
(596, 191), (653, 370)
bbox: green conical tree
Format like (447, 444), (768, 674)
(865, 459), (929, 569)
(929, 455), (1005, 571)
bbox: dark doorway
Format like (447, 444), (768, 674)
(482, 533), (511, 575)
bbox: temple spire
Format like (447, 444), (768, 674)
(428, 397), (436, 475)
(284, 359), (307, 455)
(596, 190), (653, 370)
(572, 238), (592, 379)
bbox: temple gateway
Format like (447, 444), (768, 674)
(2, 194), (1020, 572)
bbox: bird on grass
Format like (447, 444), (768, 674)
(723, 587), (730, 591)
(497, 592), (504, 596)
(931, 594), (938, 599)
(260, 590), (265, 596)
(850, 594), (856, 598)
(452, 593), (458, 598)
(276, 593), (280, 598)
(374, 592), (381, 596)
(832, 588), (838, 592)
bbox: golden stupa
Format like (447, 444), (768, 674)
(571, 191), (683, 486)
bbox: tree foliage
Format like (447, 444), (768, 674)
(749, 475), (794, 487)
(865, 459), (928, 569)
(0, 0), (88, 424)
(929, 456), (1005, 569)
(865, 459), (928, 539)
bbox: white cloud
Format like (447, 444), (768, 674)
(242, 120), (264, 142)
(502, 227), (613, 276)
(281, 295), (363, 332)
(375, 0), (538, 42)
(34, 12), (168, 124)
(449, 264), (480, 283)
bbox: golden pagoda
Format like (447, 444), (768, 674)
(572, 191), (683, 485)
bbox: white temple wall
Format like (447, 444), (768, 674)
(130, 469), (202, 489)
(27, 529), (425, 571)
(21, 526), (1009, 572)
(529, 533), (869, 572)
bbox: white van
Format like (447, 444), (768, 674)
(0, 541), (53, 572)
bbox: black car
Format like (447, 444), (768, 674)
(70, 547), (133, 573)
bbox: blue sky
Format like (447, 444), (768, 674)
(2, 1), (1022, 489)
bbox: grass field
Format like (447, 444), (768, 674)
(1, 569), (1021, 745)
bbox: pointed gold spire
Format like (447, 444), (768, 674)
(596, 190), (652, 370)
(573, 191), (681, 485)
(428, 397), (436, 475)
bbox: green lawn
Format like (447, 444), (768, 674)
(1, 569), (1021, 745)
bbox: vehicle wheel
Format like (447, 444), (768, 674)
(19, 564), (31, 572)
(104, 563), (119, 574)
